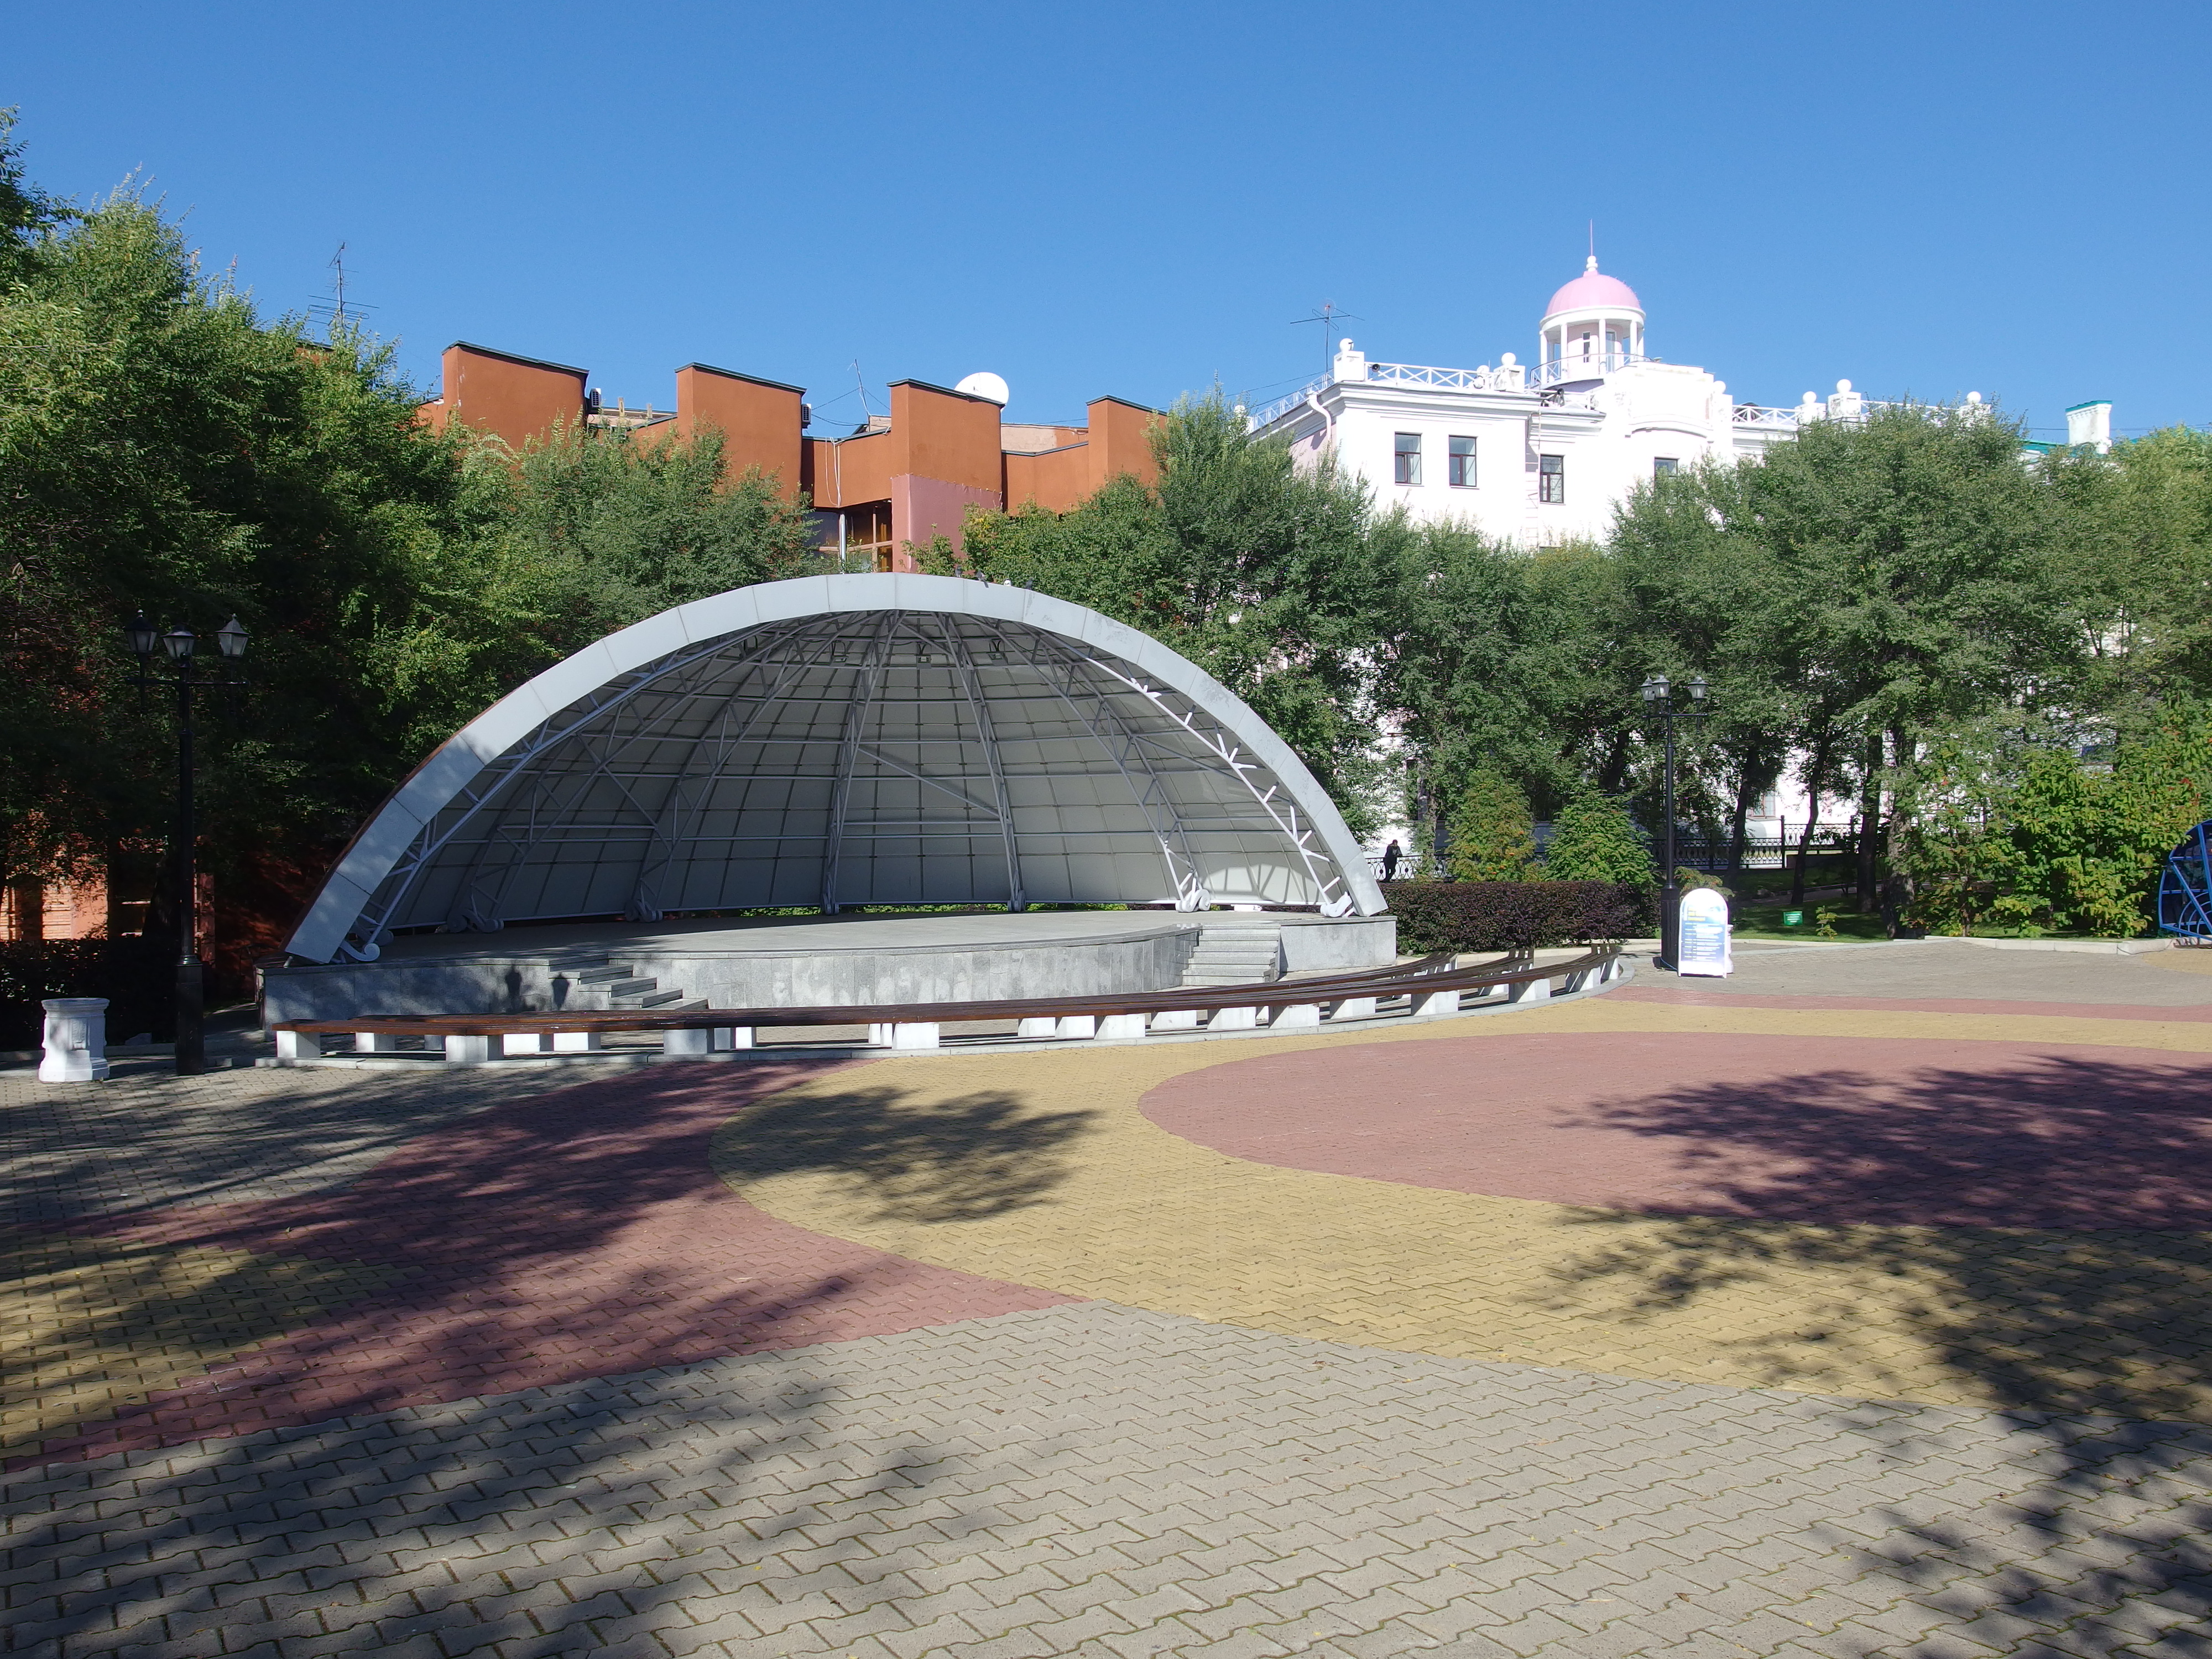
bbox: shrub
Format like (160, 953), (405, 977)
(0, 938), (176, 1049)
(1446, 769), (1537, 881)
(1543, 792), (1656, 886)
(1381, 879), (1653, 954)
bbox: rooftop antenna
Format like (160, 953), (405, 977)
(851, 360), (873, 422)
(308, 242), (375, 336)
(1291, 300), (1361, 372)
(1589, 220), (1595, 262)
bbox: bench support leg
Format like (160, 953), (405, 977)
(275, 1029), (314, 1061)
(1509, 977), (1552, 1004)
(1149, 1009), (1201, 1031)
(1327, 996), (1378, 1022)
(354, 1032), (404, 1053)
(444, 1035), (493, 1064)
(1412, 990), (1460, 1017)
(662, 1029), (713, 1057)
(1056, 1015), (1097, 1039)
(1271, 1003), (1322, 1029)
(552, 1031), (603, 1052)
(1016, 1017), (1058, 1039)
(1096, 1013), (1147, 1039)
(713, 1027), (755, 1050)
(1209, 1006), (1259, 1030)
(503, 1032), (554, 1056)
(890, 1022), (940, 1050)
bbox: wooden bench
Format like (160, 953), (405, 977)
(268, 945), (1624, 1062)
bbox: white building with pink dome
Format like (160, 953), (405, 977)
(1248, 256), (1865, 546)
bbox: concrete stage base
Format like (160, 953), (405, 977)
(262, 910), (1397, 1026)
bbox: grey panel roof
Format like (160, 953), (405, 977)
(287, 576), (1383, 963)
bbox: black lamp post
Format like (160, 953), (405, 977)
(1637, 671), (1709, 970)
(127, 609), (249, 1075)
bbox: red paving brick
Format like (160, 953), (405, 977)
(1140, 1029), (2212, 1230)
(1611, 983), (2212, 1021)
(23, 1057), (1076, 1468)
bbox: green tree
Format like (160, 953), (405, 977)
(1542, 791), (1655, 886)
(1901, 724), (2209, 937)
(0, 121), (826, 972)
(1445, 768), (1536, 880)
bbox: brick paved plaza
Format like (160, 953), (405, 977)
(6, 942), (2211, 1658)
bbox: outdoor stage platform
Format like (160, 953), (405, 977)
(259, 910), (1399, 1027)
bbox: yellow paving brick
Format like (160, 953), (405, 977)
(712, 1000), (2212, 1422)
(1, 1228), (401, 1460)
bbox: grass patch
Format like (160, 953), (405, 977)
(1730, 900), (1890, 941)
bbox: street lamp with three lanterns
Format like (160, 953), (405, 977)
(125, 609), (250, 1076)
(1637, 670), (1709, 971)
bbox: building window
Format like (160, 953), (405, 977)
(1394, 432), (1422, 486)
(1448, 435), (1476, 487)
(1539, 453), (1565, 504)
(1653, 457), (1679, 477)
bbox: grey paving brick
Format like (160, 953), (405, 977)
(3, 1226), (2208, 1659)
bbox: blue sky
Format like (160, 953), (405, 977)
(10, 2), (2206, 439)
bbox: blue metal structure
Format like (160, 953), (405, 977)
(2157, 820), (2212, 937)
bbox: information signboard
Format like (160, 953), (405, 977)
(1677, 886), (1732, 977)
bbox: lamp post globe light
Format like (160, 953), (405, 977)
(1637, 671), (1708, 971)
(125, 609), (250, 1076)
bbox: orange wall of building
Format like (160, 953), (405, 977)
(439, 343), (586, 449)
(806, 430), (896, 508)
(1004, 445), (1093, 511)
(890, 382), (1004, 492)
(676, 365), (804, 498)
(1086, 397), (1161, 492)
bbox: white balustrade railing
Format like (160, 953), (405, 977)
(1367, 361), (1497, 392)
(1731, 404), (1802, 430)
(1245, 377), (1331, 431)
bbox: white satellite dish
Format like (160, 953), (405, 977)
(954, 371), (1010, 406)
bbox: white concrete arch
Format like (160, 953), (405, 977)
(288, 574), (1384, 964)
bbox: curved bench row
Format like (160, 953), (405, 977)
(269, 945), (1625, 1062)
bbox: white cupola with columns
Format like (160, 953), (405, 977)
(1536, 255), (1645, 388)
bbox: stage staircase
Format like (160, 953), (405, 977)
(1177, 917), (1286, 987)
(545, 953), (708, 1014)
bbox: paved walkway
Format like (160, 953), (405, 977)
(4, 945), (2210, 1657)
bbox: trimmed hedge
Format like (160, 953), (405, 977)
(0, 938), (176, 1049)
(1381, 879), (1653, 954)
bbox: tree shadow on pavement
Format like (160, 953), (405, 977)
(1540, 1055), (2212, 1423)
(0, 1348), (1012, 1659)
(6, 1061), (1068, 1469)
(1846, 1416), (2212, 1659)
(714, 1082), (1095, 1225)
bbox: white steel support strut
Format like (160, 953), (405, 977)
(821, 613), (896, 914)
(990, 623), (1211, 911)
(935, 615), (1025, 912)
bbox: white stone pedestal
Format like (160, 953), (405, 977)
(39, 998), (111, 1082)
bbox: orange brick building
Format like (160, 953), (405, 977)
(415, 343), (1162, 569)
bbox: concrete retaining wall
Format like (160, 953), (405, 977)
(1277, 915), (1397, 971)
(263, 923), (1202, 1024)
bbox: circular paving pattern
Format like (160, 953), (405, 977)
(1140, 1030), (2212, 1230)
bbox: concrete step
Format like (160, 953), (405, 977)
(547, 953), (610, 970)
(577, 965), (637, 985)
(631, 989), (688, 1009)
(601, 977), (657, 997)
(1179, 924), (1285, 988)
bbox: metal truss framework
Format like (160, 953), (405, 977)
(334, 608), (1364, 955)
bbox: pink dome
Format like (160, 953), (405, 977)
(1543, 258), (1642, 319)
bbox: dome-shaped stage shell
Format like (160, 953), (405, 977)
(289, 575), (1384, 964)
